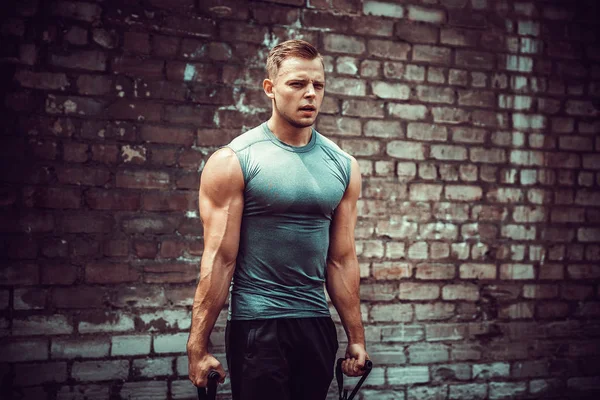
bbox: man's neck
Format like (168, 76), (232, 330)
(267, 118), (312, 147)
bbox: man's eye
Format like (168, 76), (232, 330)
(315, 84), (324, 90)
(290, 82), (303, 87)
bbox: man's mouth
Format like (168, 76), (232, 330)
(299, 105), (316, 111)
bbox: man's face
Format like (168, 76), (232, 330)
(267, 56), (325, 129)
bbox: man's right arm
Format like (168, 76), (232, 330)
(187, 147), (244, 387)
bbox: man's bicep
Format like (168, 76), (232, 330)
(199, 148), (245, 263)
(329, 158), (361, 260)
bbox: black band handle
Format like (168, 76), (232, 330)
(336, 358), (373, 400)
(197, 371), (220, 400)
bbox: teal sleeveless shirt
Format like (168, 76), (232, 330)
(225, 122), (352, 320)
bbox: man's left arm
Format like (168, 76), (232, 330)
(326, 157), (368, 377)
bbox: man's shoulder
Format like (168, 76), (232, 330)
(314, 130), (352, 161)
(227, 123), (269, 152)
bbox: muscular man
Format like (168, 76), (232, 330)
(187, 39), (368, 400)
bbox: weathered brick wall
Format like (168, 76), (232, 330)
(1, 0), (599, 398)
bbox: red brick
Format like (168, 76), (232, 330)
(0, 339), (49, 362)
(177, 217), (204, 236)
(24, 138), (56, 161)
(6, 235), (38, 259)
(444, 185), (483, 201)
(415, 263), (456, 280)
(52, 286), (106, 308)
(50, 1), (102, 22)
(442, 283), (479, 300)
(215, 109), (268, 129)
(179, 38), (207, 59)
(372, 262), (413, 280)
(163, 105), (214, 127)
(14, 287), (47, 310)
(413, 45), (451, 64)
(142, 81), (186, 102)
(61, 142), (87, 163)
(1, 263), (39, 285)
(0, 212), (50, 234)
(91, 144), (119, 164)
(112, 56), (164, 79)
(575, 302), (600, 317)
(431, 107), (469, 124)
(175, 171), (200, 189)
(399, 282), (440, 300)
(162, 287), (194, 308)
(160, 14), (216, 38)
(536, 302), (570, 319)
(77, 311), (135, 333)
(133, 240), (159, 259)
(458, 90), (497, 108)
(166, 61), (219, 83)
(147, 0), (196, 10)
(160, 239), (203, 258)
(116, 169), (170, 190)
(122, 215), (180, 234)
(367, 39), (410, 60)
(499, 302), (535, 320)
(40, 263), (77, 285)
(104, 239), (130, 257)
(561, 284), (594, 300)
(471, 205), (508, 221)
(441, 27), (479, 46)
(251, 3), (298, 25)
(40, 238), (68, 259)
(122, 31), (150, 54)
(460, 263), (496, 279)
(567, 264), (600, 279)
(23, 187), (81, 209)
(415, 303), (455, 321)
(143, 262), (198, 283)
(111, 287), (167, 310)
(85, 189), (140, 211)
(426, 323), (468, 342)
(189, 85), (234, 105)
(522, 284), (558, 299)
(64, 25), (88, 45)
(140, 125), (194, 147)
(178, 150), (207, 170)
(76, 75), (112, 95)
(50, 50), (107, 71)
(219, 21), (268, 44)
(141, 191), (196, 211)
(149, 147), (178, 166)
(395, 22), (438, 43)
(14, 70), (69, 90)
(152, 35), (180, 58)
(56, 167), (111, 187)
(48, 95), (102, 117)
(416, 85), (455, 104)
(69, 236), (101, 259)
(352, 16), (394, 37)
(106, 100), (162, 122)
(85, 263), (140, 284)
(61, 213), (114, 233)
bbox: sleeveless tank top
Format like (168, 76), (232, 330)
(225, 122), (352, 320)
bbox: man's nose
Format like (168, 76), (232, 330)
(305, 84), (316, 97)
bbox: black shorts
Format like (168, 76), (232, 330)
(225, 317), (339, 400)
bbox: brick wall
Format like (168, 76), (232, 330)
(1, 0), (600, 399)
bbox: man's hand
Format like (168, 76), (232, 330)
(341, 343), (369, 377)
(188, 350), (226, 387)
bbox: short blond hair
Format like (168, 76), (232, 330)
(266, 39), (323, 80)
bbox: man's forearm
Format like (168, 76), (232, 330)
(326, 257), (365, 347)
(187, 258), (234, 354)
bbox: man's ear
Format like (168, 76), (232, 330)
(263, 78), (275, 99)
